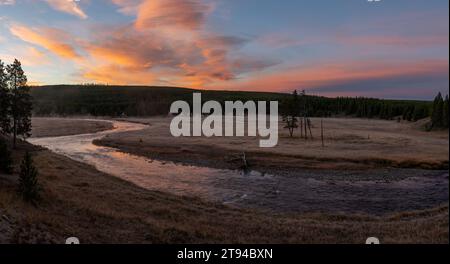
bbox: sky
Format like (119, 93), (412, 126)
(0, 0), (448, 99)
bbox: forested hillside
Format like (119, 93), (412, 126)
(30, 85), (433, 121)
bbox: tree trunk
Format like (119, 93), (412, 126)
(300, 118), (303, 138)
(288, 118), (294, 137)
(321, 119), (324, 147)
(13, 118), (17, 149)
(304, 117), (308, 140)
(308, 118), (313, 139)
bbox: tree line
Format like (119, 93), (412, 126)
(0, 59), (39, 204)
(281, 90), (449, 138)
(31, 84), (437, 122)
(0, 59), (33, 148)
(281, 90), (448, 123)
(280, 90), (432, 121)
(430, 92), (449, 130)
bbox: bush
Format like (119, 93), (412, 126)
(0, 137), (13, 174)
(17, 152), (40, 203)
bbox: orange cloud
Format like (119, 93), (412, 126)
(21, 46), (49, 66)
(9, 24), (81, 59)
(86, 45), (140, 68)
(81, 29), (272, 87)
(82, 64), (156, 85)
(8, 1), (274, 87)
(134, 0), (209, 30)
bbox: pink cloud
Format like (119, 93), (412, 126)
(207, 59), (449, 94)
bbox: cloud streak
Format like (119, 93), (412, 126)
(9, 24), (81, 59)
(211, 59), (449, 99)
(0, 0), (14, 5)
(337, 35), (449, 48)
(44, 0), (87, 19)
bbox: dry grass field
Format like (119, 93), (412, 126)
(32, 118), (113, 138)
(98, 117), (449, 171)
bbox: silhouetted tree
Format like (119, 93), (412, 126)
(0, 60), (10, 135)
(443, 95), (449, 129)
(0, 137), (13, 174)
(6, 59), (32, 148)
(283, 90), (299, 137)
(18, 152), (40, 203)
(431, 92), (444, 129)
(284, 116), (298, 137)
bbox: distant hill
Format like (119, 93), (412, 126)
(30, 85), (289, 116)
(30, 85), (431, 120)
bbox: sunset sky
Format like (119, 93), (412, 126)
(0, 0), (448, 99)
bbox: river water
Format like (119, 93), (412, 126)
(28, 120), (449, 215)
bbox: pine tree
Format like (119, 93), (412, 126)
(386, 104), (393, 120)
(0, 137), (13, 174)
(6, 59), (32, 148)
(18, 152), (40, 203)
(431, 92), (444, 129)
(0, 60), (11, 135)
(443, 95), (449, 128)
(411, 105), (420, 121)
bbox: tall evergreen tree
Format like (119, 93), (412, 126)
(412, 105), (427, 121)
(6, 59), (32, 148)
(0, 60), (10, 135)
(18, 152), (40, 203)
(443, 95), (449, 128)
(431, 92), (444, 129)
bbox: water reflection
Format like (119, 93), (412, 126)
(28, 120), (276, 207)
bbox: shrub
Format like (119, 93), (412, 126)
(17, 152), (40, 203)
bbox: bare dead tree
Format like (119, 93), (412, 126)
(299, 117), (303, 138)
(307, 118), (313, 139)
(296, 90), (316, 141)
(321, 119), (324, 147)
